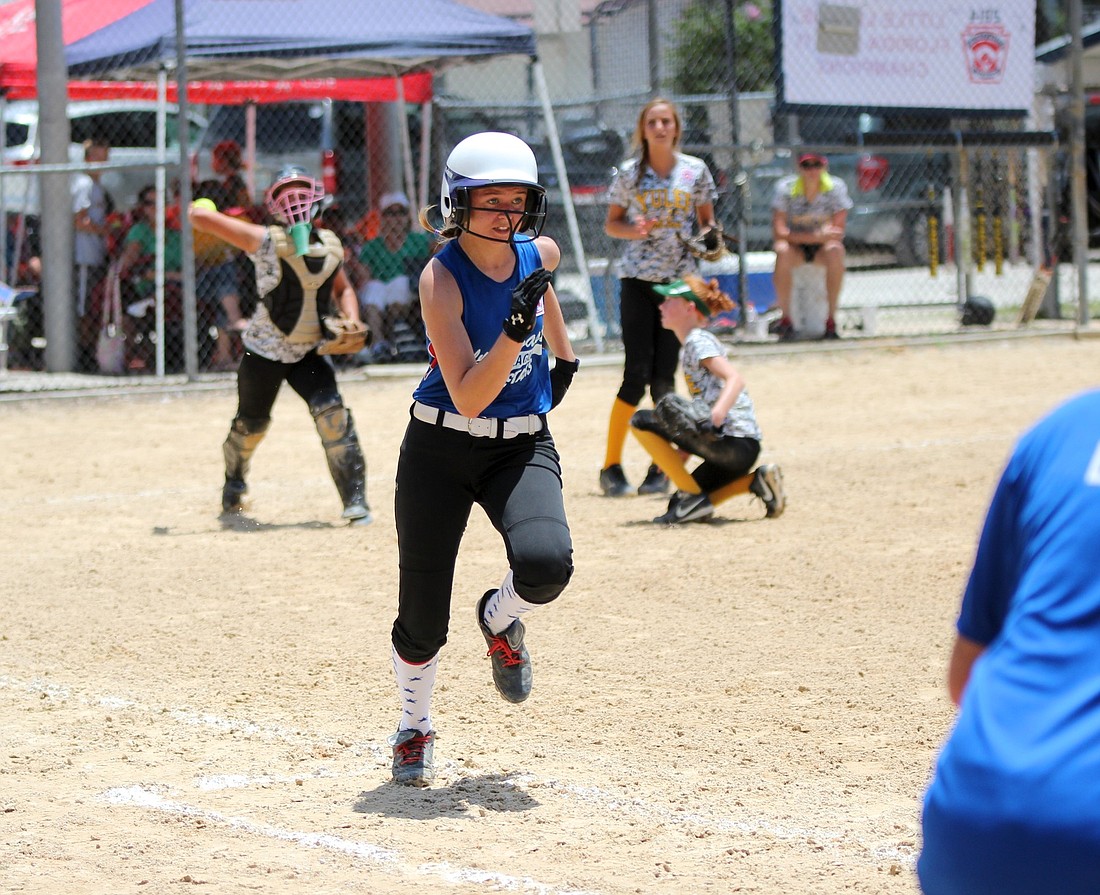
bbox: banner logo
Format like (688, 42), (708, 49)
(962, 23), (1010, 85)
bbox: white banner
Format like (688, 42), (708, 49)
(780, 0), (1035, 111)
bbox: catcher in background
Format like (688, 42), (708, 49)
(600, 97), (720, 499)
(630, 275), (785, 525)
(918, 390), (1100, 895)
(188, 166), (371, 523)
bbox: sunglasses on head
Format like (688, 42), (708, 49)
(800, 159), (824, 169)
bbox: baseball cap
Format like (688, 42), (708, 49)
(654, 279), (711, 316)
(798, 152), (827, 167)
(379, 191), (411, 211)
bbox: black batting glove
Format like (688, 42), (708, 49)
(502, 268), (552, 343)
(549, 357), (580, 409)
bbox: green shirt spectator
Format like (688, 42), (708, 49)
(358, 229), (432, 283)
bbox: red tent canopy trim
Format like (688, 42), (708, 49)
(0, 72), (433, 103)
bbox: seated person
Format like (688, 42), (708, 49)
(115, 185), (184, 370)
(770, 152), (851, 341)
(356, 191), (431, 359)
(210, 139), (251, 212)
(193, 179), (250, 370)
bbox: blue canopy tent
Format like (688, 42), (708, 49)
(58, 0), (603, 375)
(64, 0), (538, 81)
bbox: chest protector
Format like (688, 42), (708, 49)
(263, 226), (344, 343)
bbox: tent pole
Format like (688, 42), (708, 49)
(36, 0), (75, 371)
(245, 103), (256, 200)
(155, 70), (167, 377)
(174, 0), (197, 379)
(0, 93), (7, 286)
(395, 76), (417, 227)
(531, 58), (604, 352)
(418, 99), (432, 213)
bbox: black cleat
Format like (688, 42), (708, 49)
(750, 464), (786, 518)
(221, 478), (247, 513)
(476, 590), (532, 703)
(653, 491), (715, 525)
(390, 728), (435, 787)
(599, 463), (632, 497)
(637, 464), (671, 495)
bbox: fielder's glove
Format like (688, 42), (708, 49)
(549, 357), (580, 409)
(502, 268), (552, 343)
(655, 393), (718, 452)
(678, 225), (729, 262)
(317, 316), (369, 355)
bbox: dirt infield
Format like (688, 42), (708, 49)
(2, 335), (1096, 894)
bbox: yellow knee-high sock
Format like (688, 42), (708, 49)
(709, 473), (754, 507)
(630, 429), (701, 494)
(603, 398), (636, 469)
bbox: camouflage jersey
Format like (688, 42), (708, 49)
(681, 326), (761, 442)
(608, 152), (718, 282)
(242, 226), (343, 363)
(770, 172), (853, 236)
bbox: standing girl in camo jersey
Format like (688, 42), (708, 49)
(599, 97), (719, 499)
(387, 132), (580, 787)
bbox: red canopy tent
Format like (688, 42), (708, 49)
(0, 0), (432, 103)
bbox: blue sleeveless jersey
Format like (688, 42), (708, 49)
(413, 238), (552, 418)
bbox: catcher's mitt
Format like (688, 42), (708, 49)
(655, 393), (718, 454)
(317, 316), (369, 356)
(678, 225), (729, 262)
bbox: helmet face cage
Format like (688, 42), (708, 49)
(445, 178), (547, 242)
(439, 132), (546, 242)
(265, 168), (326, 225)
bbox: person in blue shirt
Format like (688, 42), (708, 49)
(386, 132), (580, 787)
(918, 389), (1100, 895)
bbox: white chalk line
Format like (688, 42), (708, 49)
(2, 674), (917, 872)
(99, 785), (598, 895)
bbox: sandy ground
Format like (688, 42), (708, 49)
(2, 334), (1097, 895)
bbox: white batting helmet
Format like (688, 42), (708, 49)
(440, 131), (547, 240)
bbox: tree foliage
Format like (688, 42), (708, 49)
(667, 1), (774, 95)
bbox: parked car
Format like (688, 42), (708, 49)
(1, 99), (209, 213)
(439, 107), (625, 262)
(195, 100), (371, 216)
(531, 118), (624, 265)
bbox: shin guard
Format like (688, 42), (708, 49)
(311, 397), (370, 521)
(222, 416), (269, 511)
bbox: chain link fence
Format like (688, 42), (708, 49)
(0, 0), (1091, 379)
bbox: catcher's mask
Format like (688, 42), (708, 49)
(440, 132), (547, 243)
(265, 166), (326, 226)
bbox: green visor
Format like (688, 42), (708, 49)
(653, 280), (710, 316)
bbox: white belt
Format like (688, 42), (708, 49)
(412, 401), (543, 439)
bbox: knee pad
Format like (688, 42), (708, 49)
(231, 416), (270, 438)
(513, 547), (574, 605)
(224, 416), (270, 480)
(310, 394), (351, 445)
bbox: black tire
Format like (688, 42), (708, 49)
(894, 211), (934, 268)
